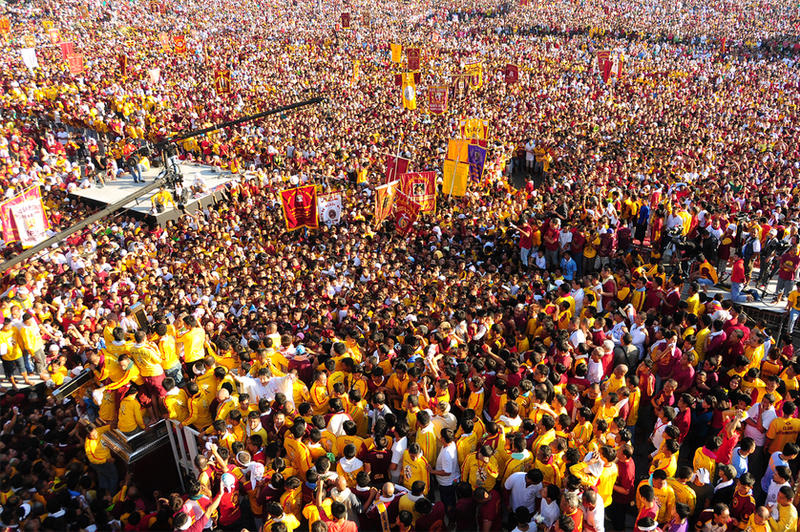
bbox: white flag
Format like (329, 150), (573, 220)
(148, 68), (161, 84)
(10, 200), (48, 248)
(19, 48), (38, 73)
(318, 192), (342, 225)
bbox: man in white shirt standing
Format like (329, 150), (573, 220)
(744, 393), (777, 480)
(504, 470), (540, 514)
(430, 428), (460, 515)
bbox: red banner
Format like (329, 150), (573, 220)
(0, 186), (50, 246)
(428, 85), (448, 115)
(215, 69), (232, 94)
(60, 41), (74, 60)
(385, 154), (410, 184)
(118, 53), (128, 75)
(394, 191), (420, 235)
(280, 185), (318, 231)
(173, 34), (187, 54)
(341, 12), (351, 29)
(505, 63), (519, 84)
(597, 50), (612, 83)
(400, 171), (436, 214)
(407, 47), (420, 70)
(67, 54), (84, 75)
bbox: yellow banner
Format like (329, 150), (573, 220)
(402, 72), (416, 110)
(443, 160), (469, 196)
(391, 43), (402, 63)
(446, 139), (469, 162)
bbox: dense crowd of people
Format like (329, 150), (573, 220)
(2, 0), (800, 530)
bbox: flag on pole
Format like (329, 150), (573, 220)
(19, 48), (38, 72)
(401, 72), (417, 110)
(393, 191), (421, 235)
(173, 34), (187, 54)
(597, 50), (612, 83)
(459, 118), (489, 147)
(59, 41), (74, 60)
(390, 43), (402, 63)
(280, 185), (319, 231)
(159, 32), (170, 50)
(406, 47), (420, 70)
(446, 139), (469, 162)
(0, 17), (10, 34)
(465, 62), (483, 90)
(318, 193), (343, 225)
(148, 68), (161, 84)
(67, 54), (84, 75)
(375, 180), (399, 225)
(341, 12), (351, 29)
(428, 85), (448, 115)
(118, 53), (128, 75)
(0, 186), (50, 247)
(214, 69), (232, 94)
(351, 60), (360, 86)
(47, 28), (60, 45)
(385, 154), (410, 184)
(400, 171), (436, 214)
(505, 63), (519, 84)
(467, 144), (487, 183)
(442, 160), (469, 196)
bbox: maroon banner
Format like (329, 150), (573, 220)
(428, 85), (448, 115)
(399, 171), (436, 214)
(505, 63), (519, 84)
(393, 191), (421, 236)
(597, 50), (612, 83)
(407, 47), (420, 70)
(280, 185), (319, 231)
(341, 12), (351, 29)
(215, 69), (232, 94)
(385, 154), (410, 184)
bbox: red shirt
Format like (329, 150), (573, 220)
(731, 259), (746, 283)
(613, 457), (636, 504)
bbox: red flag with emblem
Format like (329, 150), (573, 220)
(173, 34), (187, 54)
(393, 191), (420, 236)
(407, 47), (420, 70)
(505, 63), (519, 84)
(341, 12), (351, 28)
(280, 185), (318, 231)
(67, 54), (84, 75)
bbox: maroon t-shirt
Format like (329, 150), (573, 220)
(415, 501), (446, 530)
(478, 490), (502, 530)
(364, 449), (392, 485)
(613, 458), (636, 504)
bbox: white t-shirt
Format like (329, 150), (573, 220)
(435, 442), (459, 486)
(504, 472), (537, 512)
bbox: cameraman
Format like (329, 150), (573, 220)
(757, 228), (783, 287)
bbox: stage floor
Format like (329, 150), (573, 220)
(69, 163), (238, 224)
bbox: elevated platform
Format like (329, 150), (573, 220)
(69, 163), (238, 225)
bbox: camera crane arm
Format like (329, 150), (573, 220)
(1, 96), (325, 274)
